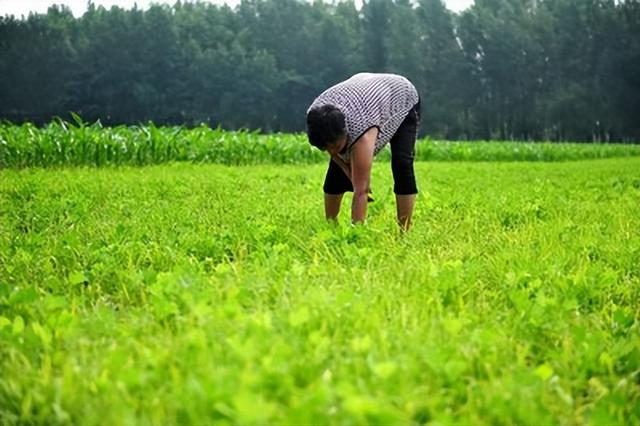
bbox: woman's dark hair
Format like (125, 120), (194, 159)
(306, 105), (346, 150)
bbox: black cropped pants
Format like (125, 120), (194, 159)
(323, 101), (420, 195)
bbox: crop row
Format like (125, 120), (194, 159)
(1, 118), (640, 168)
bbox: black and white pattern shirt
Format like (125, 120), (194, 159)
(307, 73), (419, 160)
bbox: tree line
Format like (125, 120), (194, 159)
(1, 0), (639, 141)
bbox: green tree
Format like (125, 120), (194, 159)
(362, 0), (391, 71)
(0, 6), (76, 123)
(458, 0), (545, 139)
(616, 0), (640, 140)
(415, 0), (470, 138)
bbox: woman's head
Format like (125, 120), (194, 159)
(306, 105), (346, 151)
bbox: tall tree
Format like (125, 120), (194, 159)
(616, 0), (640, 141)
(0, 6), (76, 123)
(362, 0), (391, 71)
(458, 0), (546, 139)
(415, 0), (469, 138)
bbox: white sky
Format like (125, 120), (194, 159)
(0, 0), (475, 18)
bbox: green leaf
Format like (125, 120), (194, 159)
(12, 316), (25, 335)
(8, 287), (38, 305)
(152, 296), (179, 319)
(351, 335), (372, 353)
(288, 306), (310, 327)
(43, 295), (68, 311)
(68, 271), (87, 286)
(372, 361), (398, 380)
(443, 317), (463, 336)
(535, 363), (554, 381)
(32, 321), (52, 348)
(599, 352), (614, 372)
(0, 316), (11, 330)
(69, 112), (85, 128)
(444, 360), (467, 380)
(232, 391), (275, 424)
(613, 309), (634, 329)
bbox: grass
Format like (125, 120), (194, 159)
(1, 156), (639, 424)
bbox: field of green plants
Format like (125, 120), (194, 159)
(1, 124), (639, 424)
(3, 119), (640, 168)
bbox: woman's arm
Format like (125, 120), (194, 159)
(350, 127), (378, 224)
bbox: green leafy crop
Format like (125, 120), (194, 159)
(0, 142), (638, 424)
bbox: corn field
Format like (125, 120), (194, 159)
(2, 118), (639, 168)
